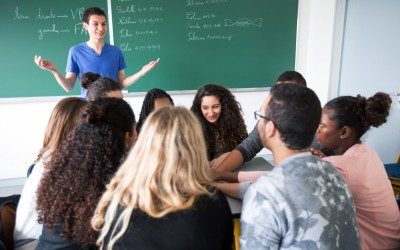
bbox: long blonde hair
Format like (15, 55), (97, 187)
(92, 106), (213, 249)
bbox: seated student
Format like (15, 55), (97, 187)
(92, 106), (233, 250)
(14, 97), (87, 250)
(312, 92), (400, 249)
(80, 72), (123, 101)
(35, 98), (137, 250)
(211, 71), (309, 171)
(191, 84), (247, 161)
(240, 83), (360, 249)
(136, 88), (174, 134)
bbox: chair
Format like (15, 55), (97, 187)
(233, 217), (241, 250)
(384, 153), (400, 208)
(0, 195), (21, 250)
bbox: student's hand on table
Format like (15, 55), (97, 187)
(34, 55), (57, 72)
(210, 152), (230, 170)
(310, 148), (326, 158)
(140, 58), (160, 75)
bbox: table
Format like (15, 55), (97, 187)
(226, 157), (274, 216)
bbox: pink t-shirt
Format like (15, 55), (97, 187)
(325, 143), (400, 249)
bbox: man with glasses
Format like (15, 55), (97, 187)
(240, 83), (360, 249)
(210, 71), (308, 173)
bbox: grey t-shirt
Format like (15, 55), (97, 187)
(240, 152), (361, 250)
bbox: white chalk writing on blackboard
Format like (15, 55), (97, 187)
(14, 6), (31, 20)
(120, 29), (133, 38)
(36, 8), (68, 20)
(225, 18), (262, 27)
(38, 24), (69, 40)
(186, 0), (228, 6)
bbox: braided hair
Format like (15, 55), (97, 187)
(136, 88), (174, 134)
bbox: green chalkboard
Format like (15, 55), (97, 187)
(0, 0), (108, 98)
(0, 0), (297, 98)
(113, 0), (298, 93)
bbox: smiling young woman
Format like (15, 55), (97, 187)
(191, 84), (247, 161)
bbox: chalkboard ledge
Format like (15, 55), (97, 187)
(0, 95), (81, 104)
(0, 87), (271, 104)
(124, 87), (270, 97)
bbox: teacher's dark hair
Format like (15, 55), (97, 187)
(83, 7), (106, 24)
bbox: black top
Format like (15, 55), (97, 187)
(36, 226), (97, 250)
(103, 189), (233, 250)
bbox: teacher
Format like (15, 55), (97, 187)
(34, 6), (159, 98)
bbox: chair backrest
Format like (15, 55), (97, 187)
(27, 163), (35, 178)
(0, 195), (21, 250)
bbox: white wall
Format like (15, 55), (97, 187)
(338, 0), (400, 162)
(0, 0), (339, 183)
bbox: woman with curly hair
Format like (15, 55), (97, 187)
(312, 92), (400, 249)
(14, 97), (87, 250)
(92, 106), (233, 250)
(136, 88), (174, 134)
(36, 97), (137, 250)
(191, 84), (247, 161)
(80, 72), (123, 101)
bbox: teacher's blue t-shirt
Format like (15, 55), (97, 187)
(66, 42), (126, 97)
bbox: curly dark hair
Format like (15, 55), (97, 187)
(36, 98), (136, 247)
(325, 92), (392, 140)
(191, 84), (247, 160)
(136, 88), (174, 134)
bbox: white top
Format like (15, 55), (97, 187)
(14, 159), (45, 241)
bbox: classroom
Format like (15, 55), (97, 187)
(0, 0), (400, 248)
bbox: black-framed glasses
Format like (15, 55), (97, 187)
(254, 110), (270, 121)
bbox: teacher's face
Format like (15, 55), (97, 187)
(201, 95), (221, 123)
(84, 15), (107, 39)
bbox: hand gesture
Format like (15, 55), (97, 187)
(34, 55), (57, 72)
(140, 58), (160, 75)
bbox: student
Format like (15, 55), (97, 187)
(92, 106), (233, 250)
(34, 7), (159, 97)
(35, 98), (137, 250)
(312, 92), (400, 249)
(136, 88), (174, 134)
(81, 72), (123, 101)
(14, 97), (87, 250)
(191, 84), (247, 161)
(240, 83), (360, 249)
(210, 71), (308, 172)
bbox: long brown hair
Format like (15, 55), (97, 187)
(35, 97), (87, 163)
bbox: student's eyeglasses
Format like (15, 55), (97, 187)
(254, 110), (270, 121)
(254, 110), (280, 131)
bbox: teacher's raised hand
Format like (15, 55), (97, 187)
(34, 55), (57, 73)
